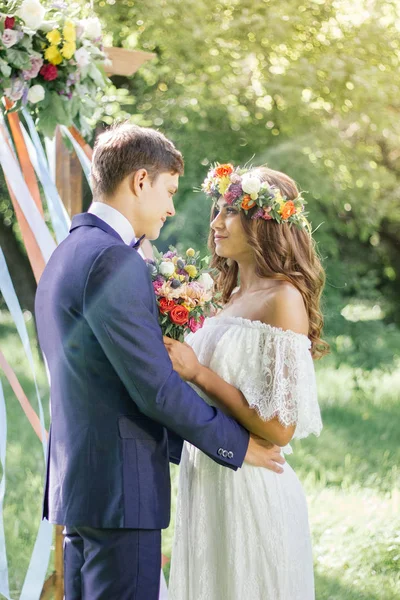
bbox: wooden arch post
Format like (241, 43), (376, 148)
(39, 46), (155, 600)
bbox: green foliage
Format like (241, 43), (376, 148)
(2, 311), (400, 598)
(90, 0), (400, 342)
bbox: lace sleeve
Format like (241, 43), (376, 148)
(210, 323), (322, 440)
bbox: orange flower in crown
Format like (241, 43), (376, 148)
(214, 163), (234, 178)
(280, 201), (297, 220)
(201, 162), (309, 230)
(241, 195), (256, 211)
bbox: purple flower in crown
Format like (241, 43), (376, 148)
(224, 183), (242, 205)
(23, 56), (44, 81)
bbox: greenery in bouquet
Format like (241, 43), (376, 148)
(146, 246), (218, 342)
(0, 0), (110, 136)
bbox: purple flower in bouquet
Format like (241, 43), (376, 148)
(23, 56), (44, 81)
(224, 183), (242, 205)
(163, 250), (176, 259)
(153, 280), (164, 295)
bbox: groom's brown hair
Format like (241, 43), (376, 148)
(91, 122), (184, 198)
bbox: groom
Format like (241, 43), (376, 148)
(35, 123), (284, 599)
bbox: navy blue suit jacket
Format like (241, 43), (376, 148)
(35, 213), (249, 529)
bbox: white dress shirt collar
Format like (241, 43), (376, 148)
(88, 202), (136, 246)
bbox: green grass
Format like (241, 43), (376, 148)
(1, 310), (400, 599)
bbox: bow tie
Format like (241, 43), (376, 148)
(130, 234), (146, 250)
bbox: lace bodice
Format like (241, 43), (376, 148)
(186, 316), (322, 442)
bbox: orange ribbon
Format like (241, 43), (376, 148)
(0, 349), (48, 442)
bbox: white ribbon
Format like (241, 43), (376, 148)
(20, 116), (70, 244)
(0, 380), (11, 600)
(0, 126), (56, 264)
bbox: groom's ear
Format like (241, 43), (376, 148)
(131, 168), (149, 196)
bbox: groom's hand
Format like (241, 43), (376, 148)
(244, 434), (285, 473)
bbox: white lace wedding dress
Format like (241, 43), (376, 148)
(168, 316), (323, 600)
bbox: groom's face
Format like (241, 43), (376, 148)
(133, 171), (178, 239)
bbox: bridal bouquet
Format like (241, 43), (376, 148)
(0, 0), (109, 136)
(146, 247), (217, 341)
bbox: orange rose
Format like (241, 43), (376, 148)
(215, 163), (234, 178)
(280, 200), (297, 220)
(241, 195), (256, 210)
(169, 305), (190, 325)
(159, 297), (176, 314)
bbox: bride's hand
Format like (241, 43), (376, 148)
(163, 336), (200, 382)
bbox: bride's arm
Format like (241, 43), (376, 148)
(164, 287), (308, 447)
(192, 364), (295, 447)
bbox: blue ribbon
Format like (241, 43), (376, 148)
(0, 380), (11, 600)
(0, 249), (47, 458)
(0, 249), (52, 599)
(21, 110), (70, 244)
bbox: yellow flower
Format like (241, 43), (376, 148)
(218, 176), (231, 197)
(182, 303), (194, 312)
(185, 265), (198, 278)
(186, 248), (195, 257)
(44, 46), (63, 65)
(63, 20), (76, 43)
(61, 41), (76, 59)
(46, 29), (61, 46)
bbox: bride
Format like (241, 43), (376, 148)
(164, 164), (328, 599)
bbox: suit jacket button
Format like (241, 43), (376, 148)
(228, 451), (234, 459)
(218, 448), (224, 456)
(222, 450), (228, 458)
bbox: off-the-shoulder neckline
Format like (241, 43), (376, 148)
(205, 315), (311, 345)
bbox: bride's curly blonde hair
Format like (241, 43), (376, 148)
(208, 166), (329, 360)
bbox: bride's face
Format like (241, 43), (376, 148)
(210, 198), (253, 261)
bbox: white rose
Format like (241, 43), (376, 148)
(75, 46), (90, 68)
(241, 174), (261, 196)
(2, 29), (19, 48)
(197, 272), (214, 292)
(27, 84), (45, 104)
(18, 0), (46, 30)
(82, 17), (102, 40)
(159, 262), (175, 278)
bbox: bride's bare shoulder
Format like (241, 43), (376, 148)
(261, 282), (309, 336)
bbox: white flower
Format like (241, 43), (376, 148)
(159, 262), (175, 278)
(75, 46), (90, 68)
(18, 0), (46, 30)
(197, 272), (214, 292)
(82, 17), (102, 40)
(241, 174), (261, 196)
(27, 84), (45, 104)
(2, 29), (19, 48)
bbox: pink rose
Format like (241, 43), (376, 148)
(5, 78), (26, 101)
(188, 315), (205, 333)
(2, 28), (19, 48)
(23, 56), (43, 80)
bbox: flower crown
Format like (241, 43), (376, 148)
(202, 163), (309, 230)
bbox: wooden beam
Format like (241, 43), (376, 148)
(104, 47), (155, 77)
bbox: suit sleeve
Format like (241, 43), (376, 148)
(83, 244), (249, 470)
